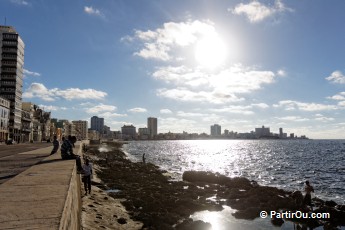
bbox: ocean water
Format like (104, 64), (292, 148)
(122, 139), (345, 229)
(123, 139), (345, 204)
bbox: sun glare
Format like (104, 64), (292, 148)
(194, 34), (227, 69)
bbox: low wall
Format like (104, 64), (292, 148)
(59, 162), (81, 230)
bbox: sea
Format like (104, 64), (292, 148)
(122, 139), (345, 229)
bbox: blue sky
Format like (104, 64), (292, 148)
(3, 0), (345, 139)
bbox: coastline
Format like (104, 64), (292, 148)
(82, 141), (345, 230)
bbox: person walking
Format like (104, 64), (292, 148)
(50, 136), (59, 155)
(82, 158), (93, 195)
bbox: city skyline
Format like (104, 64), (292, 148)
(3, 1), (345, 139)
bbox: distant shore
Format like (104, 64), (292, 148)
(85, 141), (345, 229)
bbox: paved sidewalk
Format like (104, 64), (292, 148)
(0, 144), (82, 230)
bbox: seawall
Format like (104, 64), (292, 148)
(0, 144), (82, 229)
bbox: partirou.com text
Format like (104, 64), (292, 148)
(260, 210), (330, 219)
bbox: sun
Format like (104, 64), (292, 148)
(194, 34), (228, 69)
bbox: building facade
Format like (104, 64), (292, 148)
(90, 116), (104, 135)
(0, 26), (25, 142)
(210, 124), (221, 136)
(255, 125), (271, 138)
(0, 96), (10, 141)
(121, 125), (136, 140)
(72, 120), (88, 140)
(147, 117), (157, 139)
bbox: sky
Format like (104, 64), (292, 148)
(2, 0), (345, 139)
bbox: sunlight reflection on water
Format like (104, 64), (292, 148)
(123, 139), (345, 203)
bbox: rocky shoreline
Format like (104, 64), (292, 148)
(84, 142), (345, 230)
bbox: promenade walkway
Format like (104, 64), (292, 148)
(0, 143), (82, 229)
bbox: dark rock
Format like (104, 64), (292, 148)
(176, 219), (212, 230)
(325, 200), (337, 207)
(232, 207), (261, 220)
(117, 217), (127, 224)
(271, 216), (284, 226)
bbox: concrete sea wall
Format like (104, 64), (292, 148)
(0, 145), (82, 230)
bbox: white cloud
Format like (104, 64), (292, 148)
(159, 117), (198, 133)
(37, 105), (65, 111)
(327, 92), (345, 101)
(157, 87), (244, 104)
(230, 0), (292, 23)
(326, 71), (345, 84)
(211, 106), (254, 115)
(277, 116), (309, 122)
(10, 0), (28, 6)
(85, 103), (116, 114)
(252, 103), (269, 109)
(154, 64), (277, 104)
(97, 111), (127, 118)
(84, 6), (103, 17)
(126, 20), (218, 61)
(23, 69), (41, 77)
(274, 100), (337, 111)
(160, 109), (172, 114)
(177, 111), (205, 117)
(128, 107), (147, 113)
(23, 82), (107, 101)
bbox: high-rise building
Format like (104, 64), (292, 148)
(90, 116), (104, 134)
(147, 117), (157, 138)
(210, 124), (221, 136)
(0, 26), (25, 142)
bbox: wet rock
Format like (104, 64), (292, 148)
(325, 200), (337, 207)
(90, 142), (345, 230)
(232, 207), (261, 219)
(176, 219), (212, 230)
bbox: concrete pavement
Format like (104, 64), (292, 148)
(0, 143), (82, 229)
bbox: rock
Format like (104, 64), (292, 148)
(232, 207), (261, 220)
(117, 217), (127, 224)
(325, 200), (337, 207)
(271, 216), (284, 226)
(176, 219), (212, 230)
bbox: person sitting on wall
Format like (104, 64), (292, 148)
(60, 136), (82, 171)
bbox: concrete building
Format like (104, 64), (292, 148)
(138, 127), (150, 140)
(210, 124), (221, 136)
(147, 117), (157, 139)
(90, 116), (104, 135)
(0, 25), (25, 142)
(88, 129), (100, 140)
(72, 120), (88, 140)
(255, 125), (271, 138)
(0, 96), (10, 141)
(121, 125), (136, 140)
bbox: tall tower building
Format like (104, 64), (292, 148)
(0, 26), (25, 142)
(147, 117), (157, 138)
(210, 124), (221, 136)
(90, 116), (104, 134)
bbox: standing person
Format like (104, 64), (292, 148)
(303, 180), (314, 207)
(82, 159), (93, 195)
(50, 136), (59, 155)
